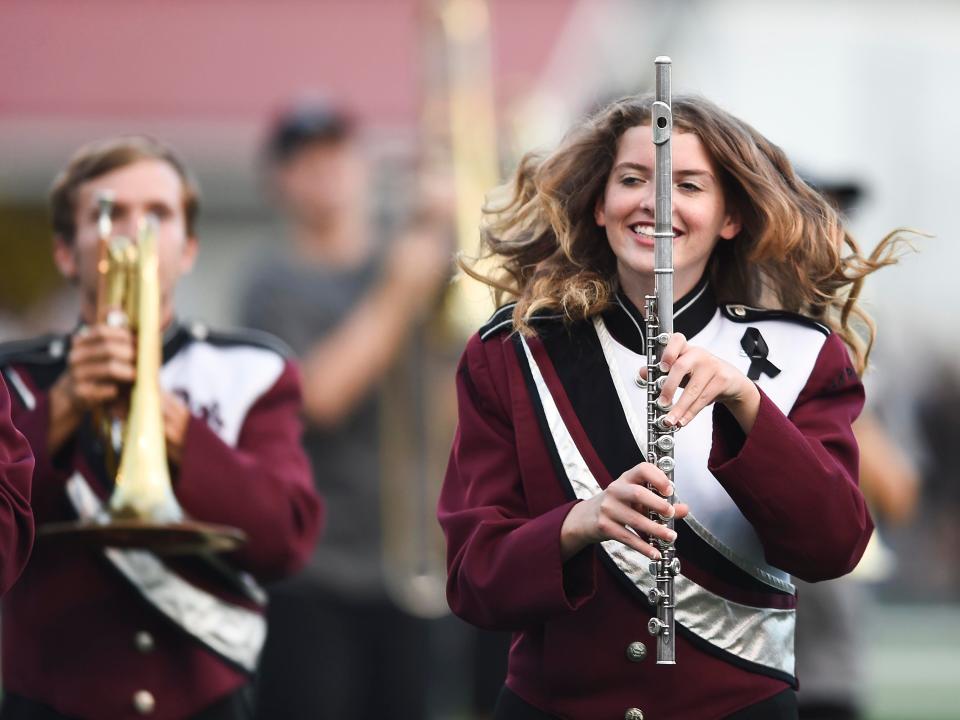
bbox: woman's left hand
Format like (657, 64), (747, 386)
(638, 332), (761, 433)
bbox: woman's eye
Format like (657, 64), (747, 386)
(677, 182), (702, 192)
(621, 175), (645, 186)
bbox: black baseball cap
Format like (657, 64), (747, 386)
(265, 103), (355, 165)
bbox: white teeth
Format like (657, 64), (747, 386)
(632, 225), (679, 238)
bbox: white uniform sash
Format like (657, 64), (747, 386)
(518, 332), (798, 678)
(65, 473), (266, 673)
(594, 314), (798, 592)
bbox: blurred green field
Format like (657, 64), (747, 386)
(864, 604), (960, 720)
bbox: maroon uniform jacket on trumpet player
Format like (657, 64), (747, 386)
(439, 277), (873, 720)
(0, 321), (324, 720)
(0, 376), (35, 595)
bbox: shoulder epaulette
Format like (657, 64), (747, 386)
(721, 304), (830, 336)
(0, 333), (70, 367)
(479, 303), (569, 342)
(185, 321), (295, 359)
(479, 303), (518, 342)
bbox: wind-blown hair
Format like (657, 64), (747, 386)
(464, 94), (908, 374)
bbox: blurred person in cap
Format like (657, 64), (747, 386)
(241, 103), (452, 719)
(0, 135), (324, 720)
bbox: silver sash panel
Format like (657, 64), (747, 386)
(65, 473), (266, 672)
(518, 335), (795, 677)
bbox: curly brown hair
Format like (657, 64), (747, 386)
(464, 94), (909, 374)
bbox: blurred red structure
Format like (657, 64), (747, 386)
(0, 0), (574, 128)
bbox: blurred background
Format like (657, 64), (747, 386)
(1, 0), (958, 718)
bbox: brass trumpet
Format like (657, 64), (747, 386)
(39, 193), (244, 554)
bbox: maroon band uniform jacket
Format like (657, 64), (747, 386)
(439, 279), (872, 720)
(0, 375), (35, 595)
(0, 321), (324, 720)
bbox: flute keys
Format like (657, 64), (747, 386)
(648, 556), (680, 575)
(654, 435), (675, 452)
(656, 456), (675, 473)
(636, 370), (671, 389)
(648, 617), (668, 636)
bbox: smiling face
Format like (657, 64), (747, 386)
(594, 124), (741, 303)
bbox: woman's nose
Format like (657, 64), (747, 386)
(638, 183), (656, 215)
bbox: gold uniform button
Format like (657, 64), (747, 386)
(133, 690), (155, 715)
(134, 631), (155, 653)
(626, 641), (647, 662)
(625, 708), (644, 720)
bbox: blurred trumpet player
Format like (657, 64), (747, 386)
(0, 136), (324, 720)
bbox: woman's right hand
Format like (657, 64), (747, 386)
(560, 462), (689, 561)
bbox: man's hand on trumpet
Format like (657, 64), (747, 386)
(48, 324), (135, 454)
(47, 323), (190, 462)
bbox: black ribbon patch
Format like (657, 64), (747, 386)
(740, 327), (781, 381)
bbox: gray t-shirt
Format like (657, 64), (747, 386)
(240, 252), (386, 599)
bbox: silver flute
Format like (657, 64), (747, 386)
(645, 56), (680, 665)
